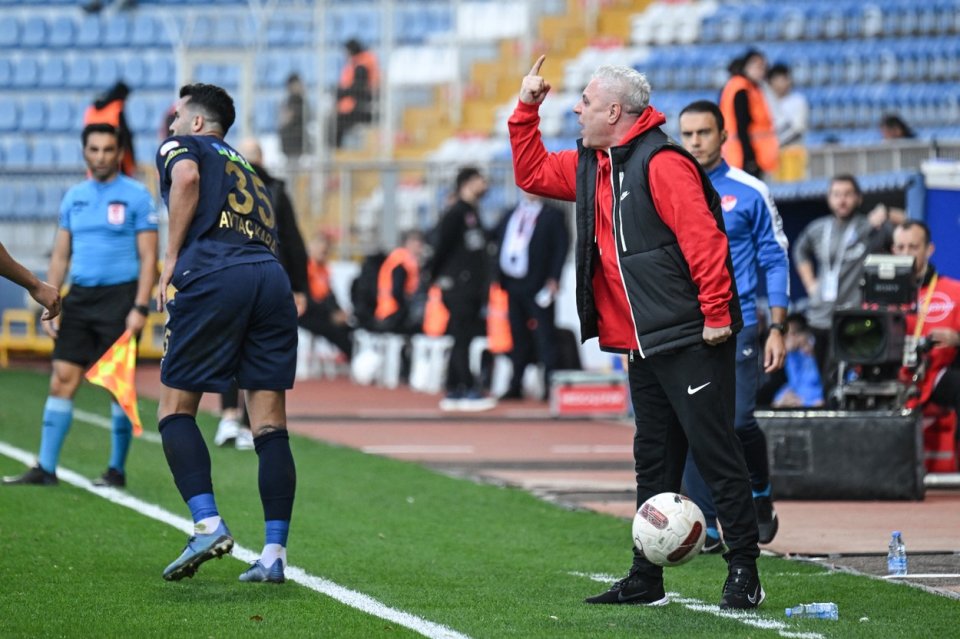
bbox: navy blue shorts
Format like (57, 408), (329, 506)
(161, 260), (298, 393)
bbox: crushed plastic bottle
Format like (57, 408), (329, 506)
(785, 602), (839, 620)
(887, 531), (908, 576)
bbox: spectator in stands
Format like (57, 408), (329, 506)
(492, 192), (569, 401)
(678, 99), (789, 552)
(332, 39), (380, 148)
(509, 56), (763, 610)
(374, 230), (425, 334)
(766, 63), (808, 148)
(893, 220), (960, 421)
(84, 81), (136, 177)
(719, 49), (778, 179)
(83, 0), (136, 12)
(213, 138), (310, 452)
(429, 167), (496, 412)
(279, 73), (308, 162)
(299, 231), (353, 360)
(771, 313), (823, 408)
(793, 174), (894, 398)
(0, 242), (60, 320)
(880, 113), (916, 140)
(3, 123), (157, 488)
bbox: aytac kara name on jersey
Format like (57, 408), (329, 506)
(218, 208), (278, 254)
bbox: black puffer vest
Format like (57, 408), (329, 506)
(573, 127), (742, 356)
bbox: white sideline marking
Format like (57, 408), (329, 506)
(569, 572), (825, 639)
(0, 440), (470, 639)
(882, 573), (960, 579)
(74, 408), (163, 444)
(362, 445), (475, 455)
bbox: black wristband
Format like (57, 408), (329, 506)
(133, 304), (150, 316)
(769, 322), (786, 334)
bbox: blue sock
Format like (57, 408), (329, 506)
(752, 484), (772, 499)
(706, 526), (720, 540)
(108, 402), (132, 473)
(38, 397), (73, 473)
(186, 493), (220, 523)
(265, 519), (290, 547)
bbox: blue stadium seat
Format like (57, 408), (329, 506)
(42, 183), (66, 212)
(124, 94), (160, 133)
(11, 57), (40, 88)
(122, 56), (147, 87)
(253, 96), (277, 134)
(0, 101), (17, 131)
(75, 16), (101, 48)
(5, 142), (30, 168)
(47, 16), (75, 48)
(0, 17), (18, 48)
(66, 56), (95, 89)
(95, 57), (123, 89)
(145, 57), (175, 89)
(20, 99), (48, 133)
(32, 139), (58, 167)
(129, 14), (158, 48)
(102, 14), (131, 47)
(38, 57), (67, 88)
(15, 184), (43, 220)
(0, 57), (10, 87)
(47, 100), (75, 133)
(0, 184), (13, 218)
(57, 137), (83, 167)
(21, 16), (48, 48)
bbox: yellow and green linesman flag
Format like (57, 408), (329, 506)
(84, 329), (143, 437)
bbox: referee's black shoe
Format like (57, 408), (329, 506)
(3, 465), (58, 486)
(584, 567), (668, 605)
(93, 467), (126, 488)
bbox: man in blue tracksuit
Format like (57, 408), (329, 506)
(679, 100), (789, 549)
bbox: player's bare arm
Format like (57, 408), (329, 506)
(519, 55), (551, 105)
(0, 242), (61, 320)
(42, 229), (72, 337)
(128, 230), (158, 333)
(158, 159), (200, 309)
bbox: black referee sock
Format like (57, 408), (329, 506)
(254, 429), (297, 522)
(159, 413), (214, 503)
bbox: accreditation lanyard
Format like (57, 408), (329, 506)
(820, 219), (859, 302)
(914, 272), (939, 339)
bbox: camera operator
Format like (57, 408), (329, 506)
(892, 221), (960, 424)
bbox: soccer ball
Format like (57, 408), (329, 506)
(632, 492), (706, 567)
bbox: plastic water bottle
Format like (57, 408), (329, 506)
(888, 531), (908, 575)
(784, 603), (839, 620)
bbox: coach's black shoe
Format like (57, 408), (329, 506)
(3, 465), (58, 486)
(754, 496), (779, 544)
(702, 531), (725, 554)
(93, 467), (126, 488)
(584, 568), (669, 606)
(719, 565), (764, 609)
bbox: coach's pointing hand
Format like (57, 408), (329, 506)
(520, 55), (551, 106)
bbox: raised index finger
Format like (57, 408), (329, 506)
(528, 55), (546, 76)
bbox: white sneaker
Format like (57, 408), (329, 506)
(214, 418), (240, 447)
(234, 428), (254, 451)
(459, 392), (497, 412)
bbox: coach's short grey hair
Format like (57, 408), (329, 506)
(590, 65), (651, 114)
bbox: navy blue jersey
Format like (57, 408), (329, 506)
(157, 135), (279, 289)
